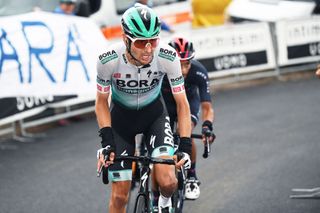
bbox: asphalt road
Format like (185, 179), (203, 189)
(0, 76), (320, 213)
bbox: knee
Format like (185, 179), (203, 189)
(111, 192), (129, 209)
(159, 175), (177, 196)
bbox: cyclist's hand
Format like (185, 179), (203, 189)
(96, 147), (115, 174)
(176, 137), (191, 169)
(202, 128), (216, 144)
(97, 127), (116, 174)
(202, 120), (216, 144)
(176, 152), (191, 170)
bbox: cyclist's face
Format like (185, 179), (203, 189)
(124, 35), (158, 65)
(60, 3), (76, 14)
(180, 60), (191, 77)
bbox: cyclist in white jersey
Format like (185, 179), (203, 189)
(96, 4), (192, 213)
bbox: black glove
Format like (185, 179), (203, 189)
(99, 127), (116, 152)
(202, 120), (216, 141)
(178, 137), (192, 157)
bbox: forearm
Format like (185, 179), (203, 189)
(201, 102), (214, 123)
(177, 100), (191, 137)
(95, 95), (111, 128)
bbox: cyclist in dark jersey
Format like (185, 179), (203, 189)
(161, 37), (216, 200)
(95, 5), (192, 213)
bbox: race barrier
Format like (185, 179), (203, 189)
(171, 16), (320, 82)
(0, 11), (106, 139)
(178, 22), (276, 78)
(0, 11), (107, 97)
(1, 13), (320, 139)
(276, 16), (320, 66)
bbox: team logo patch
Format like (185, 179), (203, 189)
(159, 48), (177, 61)
(99, 50), (118, 64)
(170, 76), (184, 86)
(97, 76), (110, 86)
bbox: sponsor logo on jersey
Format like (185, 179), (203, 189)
(159, 48), (176, 61)
(97, 76), (110, 86)
(113, 73), (121, 78)
(170, 75), (184, 86)
(172, 85), (185, 93)
(150, 135), (156, 148)
(147, 70), (152, 78)
(164, 116), (174, 147)
(125, 74), (131, 78)
(116, 79), (159, 88)
(122, 54), (128, 64)
(99, 50), (118, 64)
(115, 79), (160, 94)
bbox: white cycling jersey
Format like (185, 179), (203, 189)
(96, 41), (185, 110)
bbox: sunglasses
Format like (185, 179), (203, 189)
(126, 35), (159, 49)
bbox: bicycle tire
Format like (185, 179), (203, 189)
(133, 194), (148, 213)
(172, 171), (185, 213)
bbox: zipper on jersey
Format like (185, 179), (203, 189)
(137, 68), (141, 110)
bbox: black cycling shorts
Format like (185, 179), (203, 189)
(108, 97), (174, 182)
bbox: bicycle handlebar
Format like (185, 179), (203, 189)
(191, 131), (213, 159)
(115, 155), (175, 165)
(97, 151), (175, 184)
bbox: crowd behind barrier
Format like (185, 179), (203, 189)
(0, 12), (320, 140)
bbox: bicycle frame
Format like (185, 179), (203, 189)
(115, 155), (175, 213)
(171, 132), (213, 213)
(131, 131), (214, 212)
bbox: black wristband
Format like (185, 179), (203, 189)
(99, 127), (114, 148)
(202, 120), (213, 131)
(179, 137), (192, 156)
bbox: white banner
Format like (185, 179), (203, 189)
(0, 11), (108, 98)
(170, 22), (276, 77)
(277, 16), (320, 66)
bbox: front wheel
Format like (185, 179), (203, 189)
(172, 189), (184, 213)
(172, 170), (185, 213)
(134, 194), (148, 213)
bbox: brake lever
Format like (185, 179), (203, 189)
(202, 130), (212, 158)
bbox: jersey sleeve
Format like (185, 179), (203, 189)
(96, 53), (113, 94)
(158, 44), (185, 94)
(96, 44), (121, 94)
(194, 61), (212, 102)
